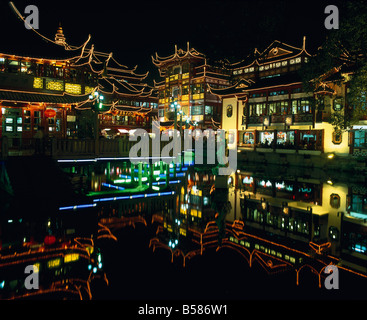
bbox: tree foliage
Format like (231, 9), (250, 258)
(300, 1), (367, 130)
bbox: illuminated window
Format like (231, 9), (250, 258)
(85, 86), (94, 94)
(268, 102), (276, 115)
(300, 99), (311, 113)
(354, 130), (367, 148)
(8, 60), (19, 73)
(65, 83), (82, 95)
(191, 105), (203, 115)
(243, 132), (254, 145)
(20, 61), (32, 73)
(33, 77), (43, 89)
(259, 131), (274, 145)
(47, 258), (61, 269)
(0, 57), (5, 72)
(205, 105), (213, 115)
(64, 253), (79, 263)
(46, 79), (64, 91)
(333, 97), (343, 111)
(352, 242), (367, 253)
(292, 99), (311, 114)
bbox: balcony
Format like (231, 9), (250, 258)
(293, 113), (313, 123)
(247, 113), (313, 126)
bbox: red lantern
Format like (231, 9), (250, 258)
(45, 109), (56, 118)
(44, 235), (56, 246)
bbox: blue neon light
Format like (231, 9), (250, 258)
(102, 183), (125, 190)
(59, 203), (97, 211)
(152, 180), (181, 186)
(92, 191), (175, 203)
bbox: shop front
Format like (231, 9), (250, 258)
(252, 129), (323, 151)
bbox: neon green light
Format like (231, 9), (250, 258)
(113, 178), (131, 183)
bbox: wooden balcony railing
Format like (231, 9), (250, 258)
(0, 136), (179, 160)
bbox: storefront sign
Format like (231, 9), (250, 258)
(67, 115), (76, 122)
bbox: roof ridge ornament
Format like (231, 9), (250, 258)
(55, 23), (66, 46)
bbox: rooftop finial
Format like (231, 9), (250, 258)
(55, 23), (66, 46)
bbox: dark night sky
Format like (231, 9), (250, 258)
(0, 0), (342, 83)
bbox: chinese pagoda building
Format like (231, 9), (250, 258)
(0, 3), (157, 150)
(210, 37), (354, 157)
(0, 24), (98, 147)
(97, 58), (158, 137)
(152, 43), (230, 130)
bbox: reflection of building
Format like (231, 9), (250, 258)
(341, 184), (367, 272)
(150, 169), (223, 266)
(232, 167), (367, 275)
(211, 37), (366, 158)
(152, 43), (230, 130)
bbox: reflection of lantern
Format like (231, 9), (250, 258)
(44, 235), (56, 246)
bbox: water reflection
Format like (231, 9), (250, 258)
(2, 157), (367, 299)
(81, 159), (367, 285)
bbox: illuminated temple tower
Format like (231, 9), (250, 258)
(152, 43), (230, 130)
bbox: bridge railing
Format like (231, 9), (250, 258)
(0, 136), (180, 159)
